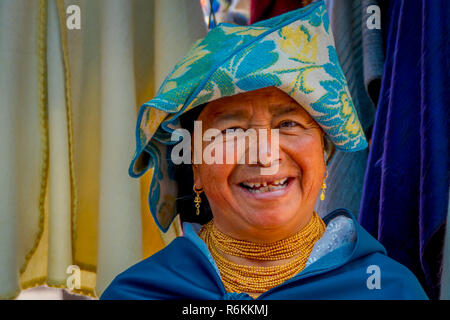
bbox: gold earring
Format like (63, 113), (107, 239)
(193, 185), (204, 216)
(320, 171), (328, 201)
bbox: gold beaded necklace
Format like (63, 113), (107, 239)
(198, 212), (326, 297)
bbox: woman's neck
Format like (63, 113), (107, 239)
(214, 216), (315, 244)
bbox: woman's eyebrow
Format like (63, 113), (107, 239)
(211, 109), (250, 123)
(270, 103), (302, 117)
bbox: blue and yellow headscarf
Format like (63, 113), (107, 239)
(129, 1), (367, 232)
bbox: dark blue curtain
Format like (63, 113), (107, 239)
(359, 0), (450, 299)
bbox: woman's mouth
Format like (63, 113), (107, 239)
(239, 177), (291, 194)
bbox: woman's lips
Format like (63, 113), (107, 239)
(236, 177), (295, 200)
(240, 177), (289, 193)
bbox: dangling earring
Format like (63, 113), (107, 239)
(193, 185), (204, 216)
(320, 171), (328, 201)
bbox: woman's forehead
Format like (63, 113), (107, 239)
(198, 87), (311, 122)
(209, 87), (292, 105)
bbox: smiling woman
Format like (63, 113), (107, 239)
(101, 1), (427, 300)
(192, 87), (326, 244)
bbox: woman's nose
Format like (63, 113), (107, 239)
(256, 128), (281, 174)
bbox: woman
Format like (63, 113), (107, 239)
(101, 2), (427, 299)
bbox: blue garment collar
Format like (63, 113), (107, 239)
(181, 209), (385, 299)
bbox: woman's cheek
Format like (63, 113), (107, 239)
(200, 163), (234, 200)
(283, 134), (325, 187)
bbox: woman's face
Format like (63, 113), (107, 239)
(193, 87), (326, 242)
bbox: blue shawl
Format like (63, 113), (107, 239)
(101, 210), (427, 300)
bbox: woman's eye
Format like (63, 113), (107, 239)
(221, 126), (243, 134)
(279, 120), (299, 128)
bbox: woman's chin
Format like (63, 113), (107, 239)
(243, 209), (298, 231)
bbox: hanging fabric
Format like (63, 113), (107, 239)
(0, 0), (206, 299)
(441, 194), (450, 299)
(359, 0), (450, 299)
(250, 0), (313, 24)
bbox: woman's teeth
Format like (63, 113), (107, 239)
(241, 178), (288, 193)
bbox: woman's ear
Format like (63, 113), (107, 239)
(192, 164), (203, 189)
(323, 135), (336, 165)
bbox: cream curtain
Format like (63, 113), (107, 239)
(0, 0), (206, 299)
